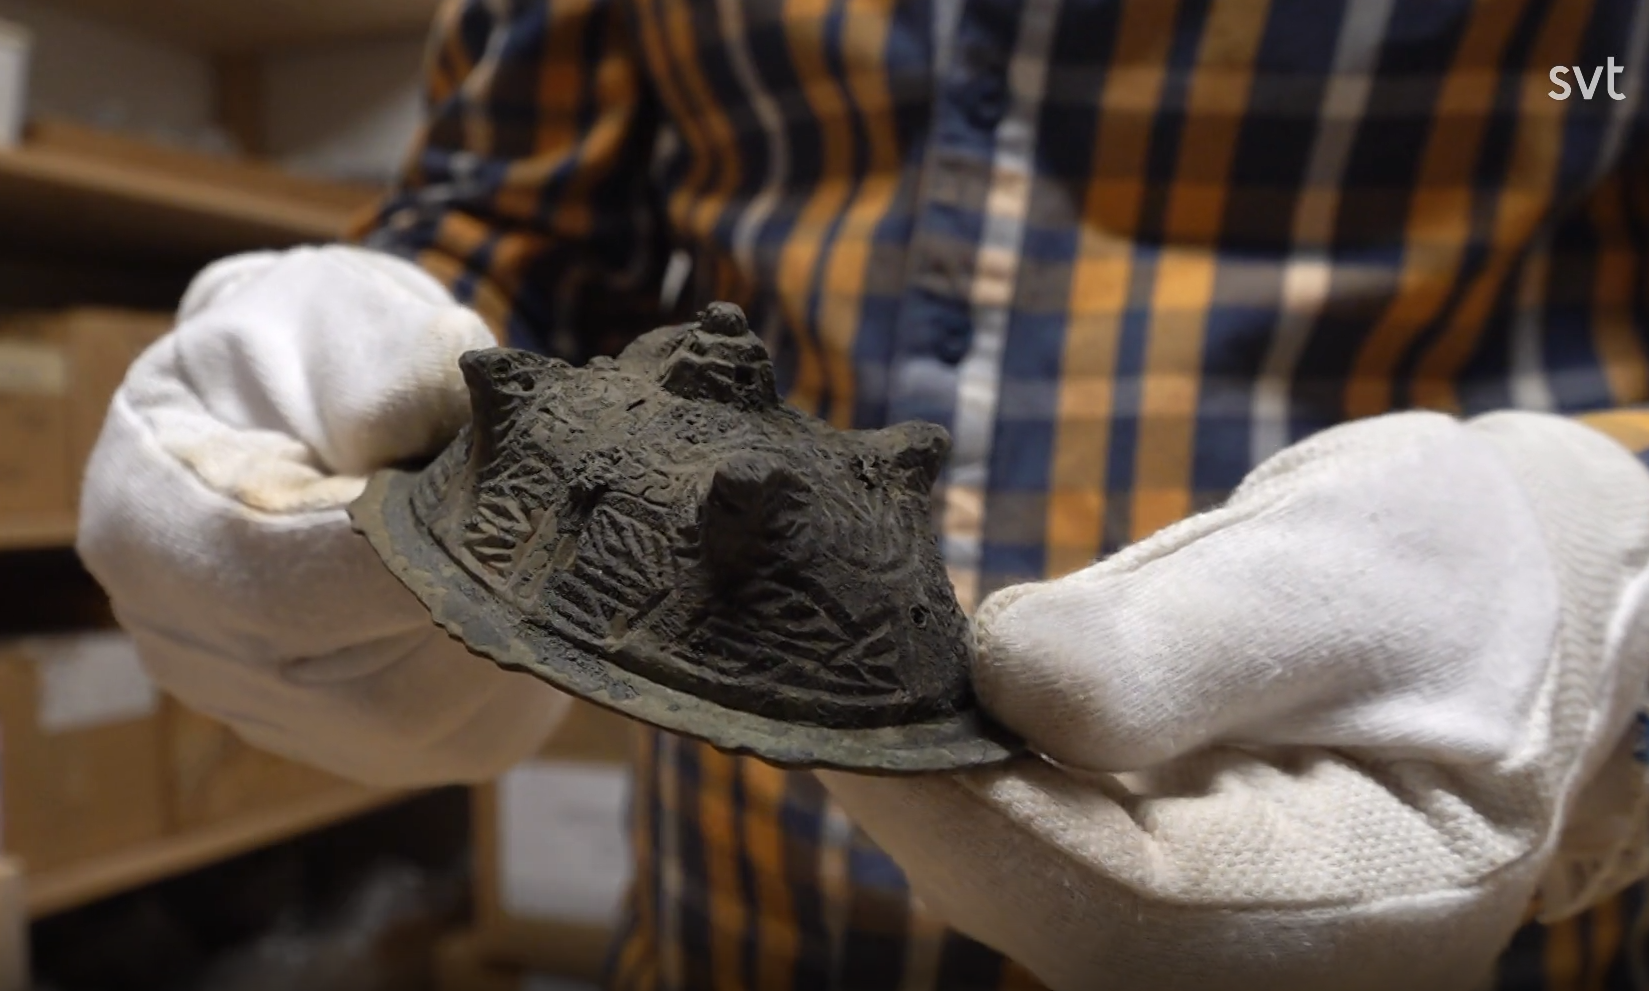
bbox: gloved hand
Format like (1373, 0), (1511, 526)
(820, 410), (1649, 991)
(77, 245), (570, 788)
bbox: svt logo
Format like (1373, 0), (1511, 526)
(1549, 58), (1628, 100)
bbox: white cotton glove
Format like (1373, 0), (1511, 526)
(76, 245), (571, 788)
(820, 410), (1649, 991)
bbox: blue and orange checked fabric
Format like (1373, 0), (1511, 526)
(357, 0), (1649, 986)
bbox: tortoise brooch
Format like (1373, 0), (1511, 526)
(349, 302), (1019, 773)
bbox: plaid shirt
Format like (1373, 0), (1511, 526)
(358, 0), (1649, 986)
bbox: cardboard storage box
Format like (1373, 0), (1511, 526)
(0, 307), (169, 517)
(0, 856), (24, 991)
(437, 931), (531, 991)
(0, 632), (168, 873)
(471, 701), (635, 981)
(437, 929), (599, 991)
(0, 18), (28, 150)
(162, 696), (359, 830)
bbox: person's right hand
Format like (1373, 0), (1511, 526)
(77, 245), (571, 787)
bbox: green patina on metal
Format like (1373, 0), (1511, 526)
(348, 302), (1019, 773)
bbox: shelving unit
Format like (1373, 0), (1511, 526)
(0, 513), (79, 554)
(49, 0), (442, 52)
(0, 115), (404, 921)
(0, 119), (379, 261)
(26, 785), (408, 919)
(0, 5), (418, 963)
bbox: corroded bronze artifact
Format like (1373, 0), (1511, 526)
(349, 302), (1018, 773)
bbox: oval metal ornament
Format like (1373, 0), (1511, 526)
(348, 302), (1019, 773)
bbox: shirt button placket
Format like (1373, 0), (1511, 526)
(887, 1), (1015, 425)
(962, 41), (1009, 131)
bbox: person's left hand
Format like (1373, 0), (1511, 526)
(819, 410), (1649, 991)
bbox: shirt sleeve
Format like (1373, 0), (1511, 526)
(350, 0), (671, 360)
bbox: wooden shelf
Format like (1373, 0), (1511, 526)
(25, 785), (410, 919)
(0, 513), (78, 553)
(50, 0), (443, 53)
(0, 119), (380, 263)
